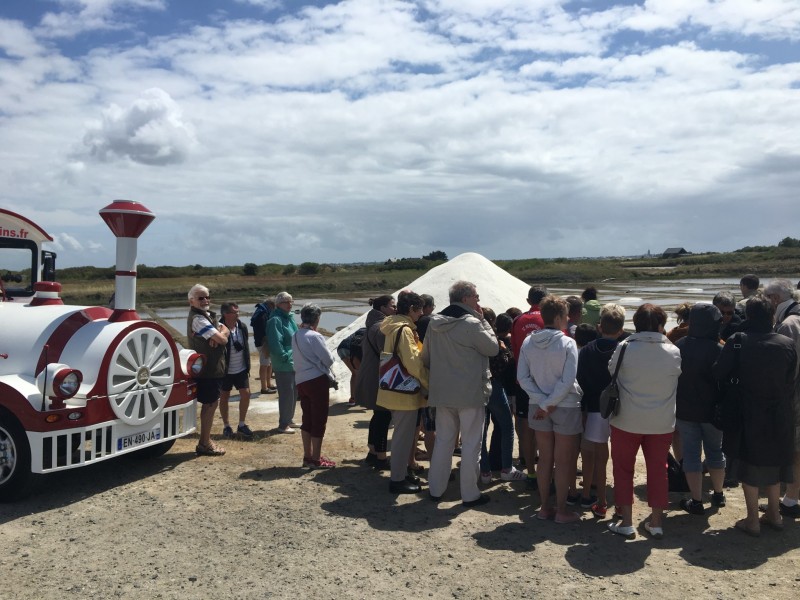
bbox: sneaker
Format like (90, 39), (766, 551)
(288, 422), (301, 428)
(591, 502), (608, 518)
(364, 452), (377, 466)
(500, 467), (526, 481)
(278, 426), (296, 434)
(711, 491), (726, 507)
(566, 492), (581, 506)
(680, 498), (706, 515)
(236, 424), (253, 439)
(347, 398), (356, 406)
(222, 425), (234, 438)
(779, 502), (800, 518)
(266, 386), (278, 394)
(580, 495), (598, 509)
(480, 472), (492, 485)
(608, 521), (636, 539)
(317, 456), (336, 468)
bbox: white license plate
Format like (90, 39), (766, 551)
(118, 428), (161, 451)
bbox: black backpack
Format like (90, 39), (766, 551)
(339, 327), (367, 361)
(250, 303), (270, 347)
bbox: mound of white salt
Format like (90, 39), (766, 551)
(326, 252), (532, 402)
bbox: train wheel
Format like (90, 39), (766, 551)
(0, 414), (35, 502)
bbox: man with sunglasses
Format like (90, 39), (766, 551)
(187, 284), (230, 456)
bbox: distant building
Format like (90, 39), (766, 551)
(662, 247), (689, 259)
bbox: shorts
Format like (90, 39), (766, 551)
(258, 344), (271, 367)
(528, 405), (583, 435)
(514, 384), (529, 418)
(221, 370), (249, 392)
(195, 378), (223, 405)
(583, 412), (610, 444)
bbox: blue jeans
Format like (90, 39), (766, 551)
(676, 418), (725, 473)
(480, 381), (515, 472)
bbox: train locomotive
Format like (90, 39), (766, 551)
(0, 201), (201, 500)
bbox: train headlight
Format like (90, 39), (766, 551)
(178, 349), (204, 378)
(54, 369), (82, 399)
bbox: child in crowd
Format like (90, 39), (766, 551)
(517, 296), (584, 524)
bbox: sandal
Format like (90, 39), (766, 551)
(759, 515), (784, 531)
(536, 507), (556, 521)
(608, 521), (636, 539)
(195, 442), (225, 456)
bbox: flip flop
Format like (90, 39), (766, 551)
(759, 515), (784, 531)
(537, 507), (556, 521)
(734, 519), (760, 537)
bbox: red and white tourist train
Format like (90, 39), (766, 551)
(0, 201), (201, 500)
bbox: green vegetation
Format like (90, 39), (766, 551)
(55, 242), (800, 308)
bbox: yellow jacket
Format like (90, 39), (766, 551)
(376, 315), (429, 411)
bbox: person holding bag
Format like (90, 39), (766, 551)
(607, 304), (681, 540)
(377, 291), (430, 494)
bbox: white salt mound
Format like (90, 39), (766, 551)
(326, 252), (532, 402)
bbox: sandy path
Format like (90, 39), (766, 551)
(1, 386), (798, 599)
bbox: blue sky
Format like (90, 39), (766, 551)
(1, 0), (799, 268)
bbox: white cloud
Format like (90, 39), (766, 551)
(82, 88), (198, 165)
(37, 0), (166, 38)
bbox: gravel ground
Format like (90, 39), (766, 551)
(2, 388), (799, 599)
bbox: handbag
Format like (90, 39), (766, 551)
(712, 333), (746, 432)
(598, 342), (628, 419)
(378, 325), (421, 395)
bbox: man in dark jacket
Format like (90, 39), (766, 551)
(675, 303), (726, 515)
(713, 295), (797, 535)
(218, 302), (253, 439)
(764, 279), (800, 517)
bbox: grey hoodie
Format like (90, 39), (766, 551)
(421, 303), (498, 409)
(517, 328), (582, 410)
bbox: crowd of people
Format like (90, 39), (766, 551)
(185, 273), (800, 539)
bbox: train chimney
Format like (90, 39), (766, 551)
(99, 200), (155, 322)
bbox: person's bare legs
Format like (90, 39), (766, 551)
(535, 430), (554, 514)
(199, 401), (219, 447)
(649, 507), (664, 528)
(709, 467), (725, 494)
(580, 439), (596, 500)
(259, 364), (269, 391)
(594, 442), (609, 506)
(218, 391), (230, 428)
(739, 482), (762, 533)
(554, 432), (579, 519)
(238, 388), (250, 425)
(301, 430), (323, 461)
(523, 424), (538, 477)
(685, 470), (703, 502)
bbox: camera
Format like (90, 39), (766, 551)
(233, 341), (244, 352)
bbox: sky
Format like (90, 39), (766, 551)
(1, 0), (799, 268)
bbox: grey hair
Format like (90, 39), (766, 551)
(300, 303), (322, 325)
(764, 279), (794, 302)
(449, 280), (477, 304)
(274, 291), (293, 305)
(188, 283), (209, 301)
(712, 291), (735, 309)
(421, 294), (435, 309)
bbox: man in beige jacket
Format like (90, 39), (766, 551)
(422, 280), (498, 507)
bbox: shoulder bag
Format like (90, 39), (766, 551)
(598, 342), (628, 419)
(378, 325), (421, 394)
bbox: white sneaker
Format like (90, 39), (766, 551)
(500, 467), (526, 481)
(279, 426), (296, 434)
(480, 472), (492, 485)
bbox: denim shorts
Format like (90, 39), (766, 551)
(676, 419), (725, 472)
